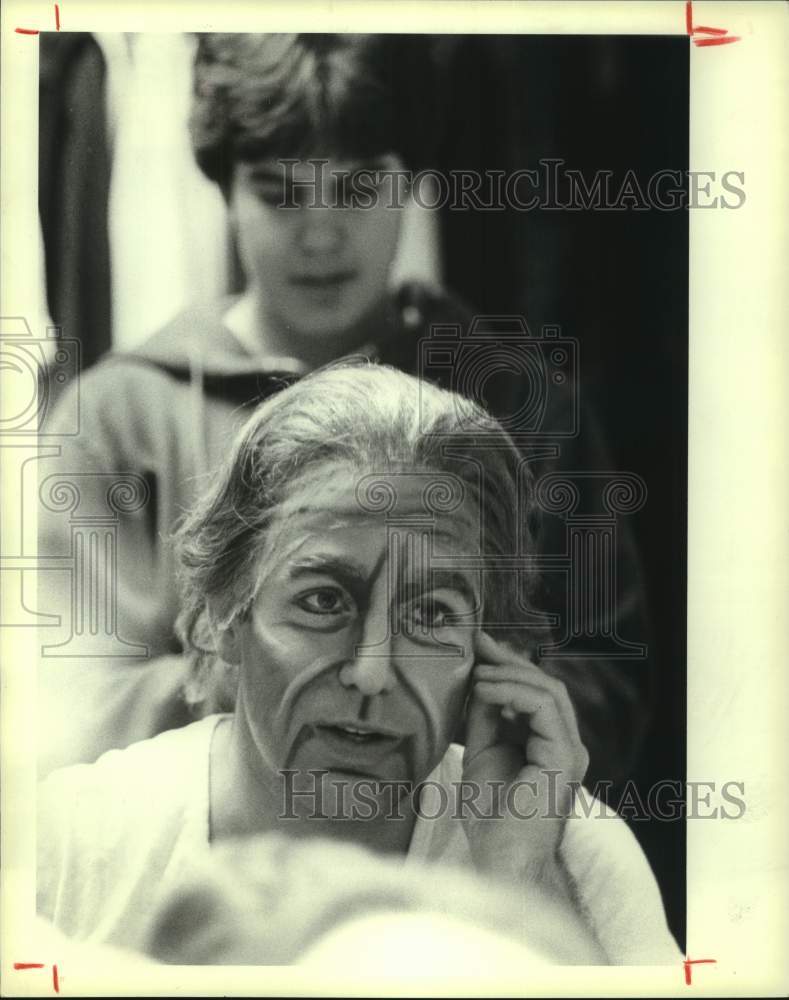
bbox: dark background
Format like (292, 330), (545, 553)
(437, 36), (688, 947)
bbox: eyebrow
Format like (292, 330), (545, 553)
(246, 166), (289, 184)
(427, 569), (481, 607)
(395, 570), (480, 611)
(288, 554), (372, 592)
(331, 159), (391, 174)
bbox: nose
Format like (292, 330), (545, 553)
(338, 599), (397, 697)
(297, 206), (346, 255)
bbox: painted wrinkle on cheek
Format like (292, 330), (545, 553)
(245, 514), (385, 751)
(245, 598), (342, 750)
(402, 651), (474, 769)
(271, 651), (343, 738)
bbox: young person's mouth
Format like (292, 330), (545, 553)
(290, 271), (357, 289)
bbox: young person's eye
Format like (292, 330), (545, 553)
(333, 173), (356, 206)
(365, 170), (388, 192)
(296, 588), (352, 617)
(252, 183), (286, 207)
(333, 169), (383, 207)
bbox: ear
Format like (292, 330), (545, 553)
(215, 618), (244, 666)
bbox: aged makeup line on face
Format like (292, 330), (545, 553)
(210, 464), (486, 848)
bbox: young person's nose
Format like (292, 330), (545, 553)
(297, 206), (346, 255)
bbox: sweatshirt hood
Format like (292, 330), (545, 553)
(77, 281), (472, 509)
(123, 298), (309, 379)
(115, 282), (468, 381)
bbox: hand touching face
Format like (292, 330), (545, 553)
(463, 632), (590, 881)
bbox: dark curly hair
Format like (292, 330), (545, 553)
(190, 33), (448, 192)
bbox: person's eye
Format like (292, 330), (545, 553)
(405, 598), (453, 630)
(335, 170), (382, 206)
(253, 183), (286, 207)
(399, 588), (476, 641)
(334, 173), (356, 206)
(296, 588), (352, 617)
(367, 170), (388, 191)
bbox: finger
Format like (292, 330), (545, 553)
(474, 630), (521, 666)
(473, 679), (575, 752)
(474, 663), (583, 748)
(473, 635), (574, 720)
(524, 733), (569, 772)
(463, 691), (524, 778)
(473, 679), (587, 778)
(474, 664), (581, 740)
(464, 688), (503, 759)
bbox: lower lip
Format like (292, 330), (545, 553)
(291, 276), (355, 297)
(314, 726), (404, 769)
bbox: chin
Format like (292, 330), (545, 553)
(289, 294), (382, 341)
(300, 307), (368, 338)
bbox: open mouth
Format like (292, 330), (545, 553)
(312, 722), (407, 770)
(283, 721), (415, 780)
(317, 723), (397, 746)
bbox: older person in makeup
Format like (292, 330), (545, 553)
(37, 364), (680, 964)
(179, 364), (584, 868)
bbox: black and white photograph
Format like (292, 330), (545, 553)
(1, 1), (787, 995)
